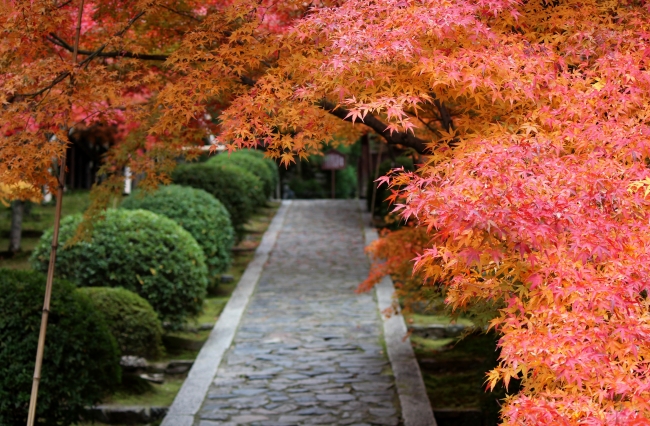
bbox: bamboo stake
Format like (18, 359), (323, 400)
(25, 155), (67, 426)
(26, 1), (84, 424)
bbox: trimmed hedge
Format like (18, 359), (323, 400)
(77, 287), (164, 359)
(0, 269), (120, 426)
(31, 209), (208, 329)
(172, 162), (264, 231)
(122, 185), (235, 278)
(209, 151), (278, 199)
(234, 149), (279, 184)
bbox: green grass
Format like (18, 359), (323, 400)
(405, 312), (474, 328)
(103, 377), (185, 407)
(0, 190), (91, 270)
(411, 335), (456, 355)
(0, 190), (91, 233)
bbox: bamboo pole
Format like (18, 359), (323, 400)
(25, 155), (67, 426)
(26, 1), (84, 424)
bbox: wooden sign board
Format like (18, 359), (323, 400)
(321, 150), (346, 199)
(321, 150), (346, 170)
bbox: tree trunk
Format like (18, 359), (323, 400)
(8, 200), (24, 254)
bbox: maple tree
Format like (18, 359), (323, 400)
(5, 0), (650, 423)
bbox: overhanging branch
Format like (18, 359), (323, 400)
(318, 100), (429, 154)
(47, 33), (169, 61)
(237, 76), (431, 154)
(17, 10), (149, 97)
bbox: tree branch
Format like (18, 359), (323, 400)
(17, 10), (149, 97)
(434, 99), (455, 133)
(47, 33), (169, 61)
(158, 4), (203, 22)
(237, 76), (431, 153)
(318, 100), (430, 154)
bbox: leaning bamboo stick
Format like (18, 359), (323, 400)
(26, 1), (84, 424)
(25, 154), (67, 426)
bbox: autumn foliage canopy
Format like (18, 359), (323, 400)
(3, 0), (650, 423)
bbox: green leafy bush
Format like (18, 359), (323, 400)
(77, 287), (164, 359)
(31, 209), (208, 329)
(122, 185), (235, 278)
(172, 162), (264, 231)
(0, 269), (120, 426)
(288, 177), (327, 199)
(367, 156), (415, 216)
(210, 150), (279, 198)
(334, 165), (358, 199)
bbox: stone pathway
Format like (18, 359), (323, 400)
(185, 201), (405, 426)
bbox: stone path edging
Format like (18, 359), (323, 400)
(363, 211), (437, 426)
(161, 201), (291, 426)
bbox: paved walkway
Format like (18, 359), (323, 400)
(165, 200), (432, 426)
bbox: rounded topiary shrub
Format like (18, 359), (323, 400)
(77, 287), (164, 359)
(237, 149), (280, 190)
(208, 151), (277, 200)
(31, 209), (208, 329)
(172, 162), (264, 231)
(0, 269), (120, 426)
(122, 185), (235, 278)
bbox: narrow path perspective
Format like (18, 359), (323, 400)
(174, 200), (407, 426)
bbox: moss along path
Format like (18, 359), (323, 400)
(163, 200), (433, 426)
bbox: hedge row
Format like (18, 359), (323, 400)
(31, 209), (208, 329)
(0, 270), (121, 426)
(173, 162), (264, 231)
(208, 150), (279, 199)
(122, 185), (235, 279)
(9, 152), (277, 423)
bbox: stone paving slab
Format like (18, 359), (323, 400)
(164, 200), (434, 426)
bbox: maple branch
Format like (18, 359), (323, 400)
(78, 10), (148, 68)
(18, 10), (149, 98)
(236, 75), (431, 153)
(16, 72), (73, 98)
(318, 100), (430, 154)
(158, 4), (203, 22)
(434, 99), (455, 133)
(53, 0), (73, 10)
(47, 33), (169, 61)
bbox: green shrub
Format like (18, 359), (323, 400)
(77, 287), (164, 359)
(31, 209), (208, 329)
(172, 162), (264, 231)
(334, 165), (358, 199)
(0, 269), (120, 426)
(122, 185), (235, 278)
(211, 150), (279, 198)
(288, 177), (327, 199)
(367, 156), (415, 216)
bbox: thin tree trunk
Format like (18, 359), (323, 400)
(8, 200), (24, 254)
